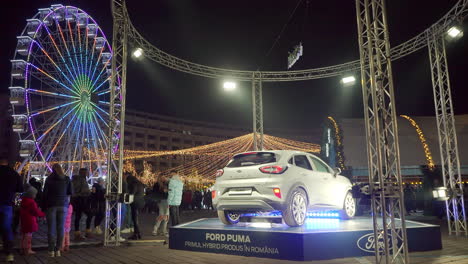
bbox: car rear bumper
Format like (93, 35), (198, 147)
(214, 197), (284, 212)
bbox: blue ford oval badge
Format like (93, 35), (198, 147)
(357, 232), (392, 253)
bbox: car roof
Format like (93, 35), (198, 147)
(234, 150), (319, 159)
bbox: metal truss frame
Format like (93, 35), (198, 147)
(102, 3), (468, 261)
(356, 0), (408, 263)
(124, 0), (467, 82)
(252, 72), (264, 150)
(428, 33), (467, 236)
(104, 0), (128, 246)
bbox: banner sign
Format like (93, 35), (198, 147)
(169, 220), (442, 261)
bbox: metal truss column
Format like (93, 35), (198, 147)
(356, 0), (408, 263)
(428, 33), (467, 236)
(252, 72), (264, 151)
(104, 0), (128, 246)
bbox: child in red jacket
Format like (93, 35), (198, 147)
(20, 186), (45, 255)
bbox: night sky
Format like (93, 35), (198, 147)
(1, 0), (467, 131)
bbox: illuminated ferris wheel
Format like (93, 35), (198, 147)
(9, 4), (118, 178)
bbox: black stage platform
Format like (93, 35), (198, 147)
(169, 217), (442, 261)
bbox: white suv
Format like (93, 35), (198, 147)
(212, 150), (355, 227)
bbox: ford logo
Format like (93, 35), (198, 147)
(357, 232), (393, 253)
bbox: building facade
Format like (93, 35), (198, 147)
(124, 109), (318, 171)
(332, 115), (468, 182)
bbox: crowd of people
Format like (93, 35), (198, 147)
(0, 156), (186, 262)
(144, 184), (213, 214)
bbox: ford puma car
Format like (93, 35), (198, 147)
(212, 150), (355, 227)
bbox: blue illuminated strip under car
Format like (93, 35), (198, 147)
(242, 211), (340, 218)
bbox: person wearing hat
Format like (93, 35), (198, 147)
(20, 186), (45, 255)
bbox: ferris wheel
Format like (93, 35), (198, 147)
(9, 4), (118, 178)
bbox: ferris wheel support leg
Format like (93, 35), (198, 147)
(252, 72), (264, 151)
(356, 0), (409, 263)
(105, 0), (128, 246)
(428, 33), (467, 236)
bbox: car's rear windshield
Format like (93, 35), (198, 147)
(227, 152), (277, 167)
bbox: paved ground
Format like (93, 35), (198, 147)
(2, 210), (468, 264)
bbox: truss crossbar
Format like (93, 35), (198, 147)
(428, 33), (467, 236)
(125, 0), (467, 82)
(356, 0), (408, 263)
(104, 0), (128, 246)
(252, 72), (264, 150)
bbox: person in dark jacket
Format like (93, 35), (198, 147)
(71, 168), (91, 240)
(203, 189), (213, 210)
(0, 157), (23, 262)
(127, 175), (145, 240)
(120, 173), (132, 234)
(89, 178), (106, 235)
(152, 175), (169, 236)
(182, 189), (192, 210)
(193, 190), (203, 210)
(42, 164), (73, 258)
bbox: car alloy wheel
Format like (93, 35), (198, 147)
(344, 192), (356, 217)
(292, 192), (307, 225)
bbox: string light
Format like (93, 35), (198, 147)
(400, 115), (435, 170)
(51, 133), (320, 164)
(24, 133), (321, 186)
(327, 116), (345, 171)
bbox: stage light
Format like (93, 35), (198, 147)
(307, 211), (340, 219)
(248, 222), (272, 228)
(133, 48), (143, 58)
(447, 26), (463, 39)
(341, 76), (356, 86)
(223, 81), (236, 91)
(433, 187), (449, 201)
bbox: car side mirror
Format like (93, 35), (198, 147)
(333, 167), (341, 176)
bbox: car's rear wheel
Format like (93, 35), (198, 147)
(282, 188), (307, 227)
(217, 210), (240, 225)
(339, 191), (356, 219)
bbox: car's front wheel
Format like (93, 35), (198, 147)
(217, 210), (241, 225)
(339, 191), (356, 219)
(282, 188), (307, 227)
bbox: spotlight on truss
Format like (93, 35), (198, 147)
(133, 48), (143, 58)
(340, 75), (356, 87)
(223, 81), (237, 91)
(287, 42), (303, 69)
(447, 26), (463, 39)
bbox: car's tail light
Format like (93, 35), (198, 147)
(212, 190), (216, 199)
(273, 188), (281, 198)
(215, 169), (224, 177)
(259, 165), (287, 174)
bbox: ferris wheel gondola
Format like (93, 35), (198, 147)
(9, 4), (119, 179)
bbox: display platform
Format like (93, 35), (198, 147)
(169, 217), (441, 261)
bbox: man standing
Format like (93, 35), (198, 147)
(0, 157), (23, 262)
(167, 170), (184, 227)
(71, 168), (91, 240)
